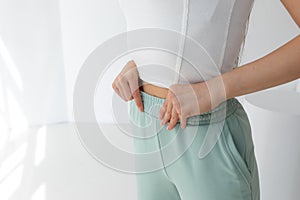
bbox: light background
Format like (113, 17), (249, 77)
(0, 0), (299, 199)
(0, 0), (299, 127)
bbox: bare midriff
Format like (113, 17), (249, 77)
(140, 79), (169, 99)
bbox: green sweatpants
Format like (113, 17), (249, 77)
(129, 91), (260, 200)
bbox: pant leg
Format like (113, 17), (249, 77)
(159, 101), (260, 200)
(135, 170), (181, 200)
(225, 102), (260, 200)
(129, 99), (181, 200)
(130, 91), (260, 200)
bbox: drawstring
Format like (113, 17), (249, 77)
(173, 0), (190, 84)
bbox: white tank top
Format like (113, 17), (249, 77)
(119, 0), (254, 88)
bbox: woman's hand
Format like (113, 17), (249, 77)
(112, 60), (144, 112)
(159, 78), (227, 130)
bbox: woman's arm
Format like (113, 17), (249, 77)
(160, 0), (300, 129)
(209, 0), (300, 101)
(220, 34), (300, 100)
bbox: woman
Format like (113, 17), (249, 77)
(112, 0), (300, 199)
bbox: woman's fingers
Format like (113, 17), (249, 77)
(112, 82), (122, 99)
(112, 82), (126, 100)
(179, 113), (188, 129)
(159, 98), (168, 120)
(160, 100), (172, 126)
(159, 97), (188, 130)
(118, 79), (132, 101)
(159, 91), (181, 129)
(112, 60), (140, 102)
(128, 78), (144, 112)
(167, 106), (179, 130)
(172, 95), (181, 116)
(112, 70), (144, 112)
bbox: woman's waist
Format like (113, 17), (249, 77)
(129, 50), (234, 88)
(140, 79), (169, 99)
(136, 60), (225, 90)
(133, 89), (240, 126)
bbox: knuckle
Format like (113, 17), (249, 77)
(115, 76), (121, 83)
(118, 75), (126, 82)
(120, 77), (126, 83)
(171, 98), (177, 104)
(128, 71), (137, 78)
(124, 71), (133, 79)
(128, 60), (136, 66)
(164, 115), (170, 120)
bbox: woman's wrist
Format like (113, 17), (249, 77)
(193, 75), (228, 111)
(207, 76), (228, 106)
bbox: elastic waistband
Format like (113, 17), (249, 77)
(139, 90), (240, 125)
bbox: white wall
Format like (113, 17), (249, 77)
(58, 0), (128, 123)
(0, 0), (129, 127)
(0, 1), (299, 200)
(0, 0), (68, 128)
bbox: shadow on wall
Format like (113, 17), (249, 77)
(0, 126), (50, 200)
(0, 123), (137, 200)
(0, 125), (63, 200)
(0, 0), (68, 129)
(0, 0), (300, 199)
(0, 0), (68, 199)
(0, 0), (131, 199)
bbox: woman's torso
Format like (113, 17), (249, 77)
(119, 0), (254, 88)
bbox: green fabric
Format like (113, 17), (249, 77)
(129, 91), (260, 200)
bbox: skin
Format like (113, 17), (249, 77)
(160, 0), (300, 130)
(112, 60), (144, 112)
(112, 0), (300, 130)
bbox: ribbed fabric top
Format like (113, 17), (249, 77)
(119, 0), (254, 88)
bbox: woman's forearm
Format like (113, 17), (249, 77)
(215, 34), (300, 100)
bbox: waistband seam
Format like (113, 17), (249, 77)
(138, 91), (240, 125)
